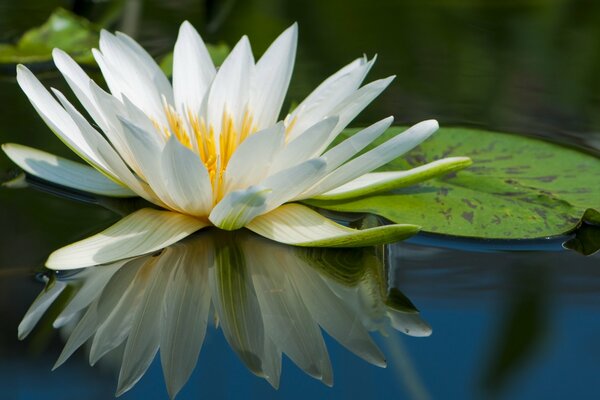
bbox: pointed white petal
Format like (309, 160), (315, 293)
(160, 241), (212, 399)
(116, 117), (179, 208)
(18, 279), (67, 340)
(212, 158), (327, 230)
(223, 122), (285, 192)
(251, 23), (297, 129)
(325, 76), (394, 140)
(304, 120), (439, 197)
(46, 208), (209, 269)
(286, 56), (374, 139)
(246, 203), (419, 247)
(319, 117), (394, 173)
(87, 80), (144, 173)
(270, 117), (338, 174)
(207, 36), (254, 135)
(115, 31), (174, 105)
(160, 136), (214, 216)
(52, 89), (154, 197)
(15, 66), (121, 178)
(314, 157), (472, 200)
(85, 82), (168, 208)
(2, 144), (135, 197)
(52, 49), (111, 133)
(173, 21), (216, 115)
(97, 31), (170, 122)
(91, 48), (124, 102)
(260, 158), (327, 210)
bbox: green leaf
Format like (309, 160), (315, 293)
(0, 8), (99, 65)
(307, 127), (600, 239)
(159, 42), (230, 77)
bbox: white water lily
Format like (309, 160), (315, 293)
(2, 22), (469, 269)
(19, 230), (430, 398)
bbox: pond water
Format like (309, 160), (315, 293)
(1, 1), (599, 399)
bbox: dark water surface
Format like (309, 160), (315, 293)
(1, 1), (599, 399)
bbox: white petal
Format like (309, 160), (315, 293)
(87, 80), (156, 183)
(314, 157), (472, 200)
(303, 120), (439, 197)
(319, 117), (394, 174)
(115, 31), (174, 105)
(173, 21), (216, 115)
(46, 208), (209, 269)
(52, 49), (111, 133)
(209, 185), (271, 230)
(260, 158), (327, 210)
(97, 31), (171, 122)
(207, 36), (254, 136)
(270, 117), (338, 174)
(117, 117), (178, 208)
(250, 23), (297, 129)
(286, 56), (374, 140)
(18, 279), (67, 340)
(246, 203), (419, 247)
(52, 89), (155, 196)
(325, 76), (394, 140)
(223, 122), (285, 192)
(160, 136), (214, 216)
(52, 89), (146, 186)
(212, 158), (326, 230)
(2, 144), (135, 197)
(15, 66), (120, 178)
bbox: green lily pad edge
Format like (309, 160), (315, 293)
(0, 8), (100, 65)
(307, 127), (600, 240)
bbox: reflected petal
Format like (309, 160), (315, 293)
(22, 229), (431, 396)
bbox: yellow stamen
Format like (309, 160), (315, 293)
(153, 105), (259, 204)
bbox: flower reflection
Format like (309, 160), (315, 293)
(20, 230), (431, 398)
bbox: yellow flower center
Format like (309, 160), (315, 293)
(153, 103), (258, 203)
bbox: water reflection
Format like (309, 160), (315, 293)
(19, 229), (430, 398)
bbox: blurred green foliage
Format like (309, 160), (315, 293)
(0, 8), (99, 64)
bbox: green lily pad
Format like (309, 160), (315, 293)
(0, 8), (99, 65)
(308, 127), (600, 239)
(159, 42), (230, 77)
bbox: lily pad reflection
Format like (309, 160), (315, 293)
(19, 229), (431, 398)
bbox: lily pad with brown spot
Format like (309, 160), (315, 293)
(307, 127), (600, 239)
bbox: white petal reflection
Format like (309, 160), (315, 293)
(20, 229), (431, 397)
